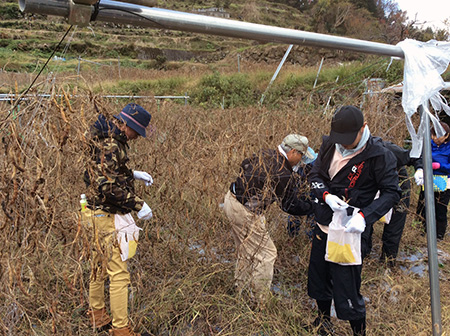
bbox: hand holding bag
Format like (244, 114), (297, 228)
(325, 207), (362, 266)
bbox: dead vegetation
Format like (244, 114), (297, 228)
(0, 73), (450, 336)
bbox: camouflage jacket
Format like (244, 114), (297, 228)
(83, 114), (144, 214)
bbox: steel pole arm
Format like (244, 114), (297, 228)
(19, 0), (404, 58)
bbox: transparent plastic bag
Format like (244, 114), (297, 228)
(396, 39), (450, 158)
(325, 207), (362, 266)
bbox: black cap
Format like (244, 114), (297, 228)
(329, 106), (364, 145)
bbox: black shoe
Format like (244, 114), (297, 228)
(312, 317), (334, 336)
(379, 255), (396, 268)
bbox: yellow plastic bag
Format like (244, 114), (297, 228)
(325, 207), (362, 266)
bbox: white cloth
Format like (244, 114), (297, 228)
(396, 39), (450, 158)
(114, 213), (142, 261)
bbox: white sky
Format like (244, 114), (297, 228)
(394, 0), (450, 31)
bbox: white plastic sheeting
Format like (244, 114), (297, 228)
(397, 39), (450, 157)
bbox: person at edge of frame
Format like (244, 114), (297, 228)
(416, 121), (450, 241)
(373, 141), (424, 267)
(306, 105), (401, 336)
(82, 103), (153, 336)
(223, 134), (317, 307)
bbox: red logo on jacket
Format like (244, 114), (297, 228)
(347, 162), (365, 188)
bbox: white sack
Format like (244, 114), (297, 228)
(115, 213), (142, 261)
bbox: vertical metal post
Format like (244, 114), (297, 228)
(313, 57), (324, 89)
(259, 44), (293, 105)
(237, 53), (241, 73)
(421, 105), (442, 336)
(77, 56), (81, 75)
(118, 56), (121, 78)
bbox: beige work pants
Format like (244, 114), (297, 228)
(82, 209), (130, 329)
(223, 191), (277, 301)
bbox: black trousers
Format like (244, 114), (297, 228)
(308, 226), (366, 321)
(416, 188), (450, 239)
(381, 168), (410, 259)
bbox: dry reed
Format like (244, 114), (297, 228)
(0, 74), (449, 336)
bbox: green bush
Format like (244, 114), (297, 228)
(192, 72), (255, 108)
(101, 77), (187, 96)
(0, 3), (22, 20)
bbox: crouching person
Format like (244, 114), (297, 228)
(223, 134), (316, 306)
(307, 106), (400, 336)
(82, 104), (153, 336)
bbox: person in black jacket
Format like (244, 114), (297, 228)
(223, 134), (316, 304)
(307, 106), (401, 336)
(378, 142), (423, 266)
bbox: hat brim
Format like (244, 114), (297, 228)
(329, 130), (359, 145)
(114, 114), (146, 138)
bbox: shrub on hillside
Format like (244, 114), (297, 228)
(192, 72), (256, 108)
(0, 2), (22, 20)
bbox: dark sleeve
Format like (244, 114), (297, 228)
(408, 154), (423, 170)
(383, 141), (409, 168)
(308, 139), (330, 201)
(280, 176), (313, 216)
(360, 149), (401, 225)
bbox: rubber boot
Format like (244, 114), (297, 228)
(109, 324), (150, 336)
(350, 317), (366, 336)
(313, 299), (334, 336)
(436, 221), (447, 240)
(87, 307), (112, 330)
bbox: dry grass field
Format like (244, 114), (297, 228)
(1, 65), (450, 336)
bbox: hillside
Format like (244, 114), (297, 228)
(1, 0), (445, 74)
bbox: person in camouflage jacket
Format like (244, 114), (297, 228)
(83, 104), (153, 336)
(84, 113), (146, 214)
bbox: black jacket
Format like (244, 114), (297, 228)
(309, 136), (401, 229)
(382, 141), (423, 171)
(231, 149), (313, 216)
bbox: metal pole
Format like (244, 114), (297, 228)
(77, 55), (81, 75)
(18, 0), (405, 58)
(118, 56), (121, 78)
(313, 57), (324, 89)
(421, 105), (443, 336)
(260, 44), (293, 105)
(237, 53), (240, 73)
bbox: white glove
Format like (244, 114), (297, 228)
(325, 194), (349, 211)
(137, 202), (153, 220)
(133, 170), (153, 186)
(414, 169), (424, 186)
(344, 213), (366, 233)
